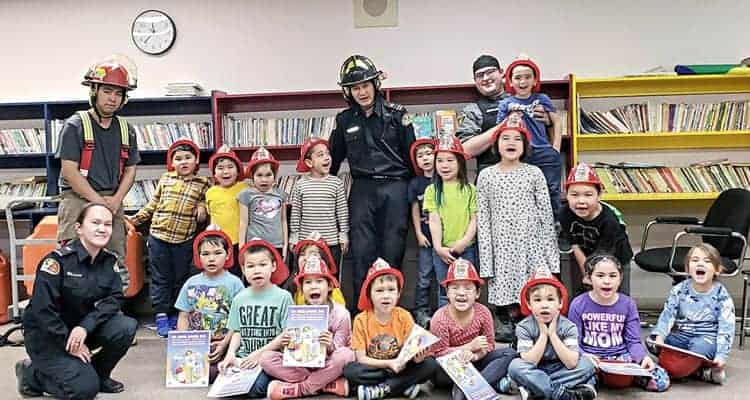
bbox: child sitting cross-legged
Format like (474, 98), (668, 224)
(262, 255), (355, 399)
(344, 259), (439, 400)
(429, 258), (517, 400)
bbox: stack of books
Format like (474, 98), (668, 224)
(0, 128), (45, 154)
(222, 115), (335, 147)
(592, 160), (750, 194)
(165, 82), (204, 97)
(580, 101), (750, 134)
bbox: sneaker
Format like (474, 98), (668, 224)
(494, 317), (515, 343)
(450, 385), (465, 400)
(358, 383), (389, 400)
(697, 366), (727, 385)
(322, 377), (349, 397)
(496, 376), (518, 394)
(519, 386), (531, 400)
(414, 309), (432, 329)
(268, 380), (301, 400)
(404, 384), (420, 399)
(565, 384), (597, 400)
(15, 359), (42, 398)
(155, 313), (169, 338)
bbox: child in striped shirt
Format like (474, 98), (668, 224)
(289, 138), (349, 273)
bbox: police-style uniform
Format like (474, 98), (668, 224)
(330, 94), (416, 308)
(22, 240), (137, 400)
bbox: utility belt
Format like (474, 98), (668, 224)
(353, 174), (407, 181)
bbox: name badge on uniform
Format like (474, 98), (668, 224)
(346, 126), (360, 134)
(66, 271), (83, 278)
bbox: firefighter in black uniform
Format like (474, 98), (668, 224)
(16, 203), (137, 400)
(329, 55), (416, 311)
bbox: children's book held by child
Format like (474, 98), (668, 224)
(394, 324), (440, 366)
(207, 366), (262, 398)
(166, 330), (211, 388)
(283, 305), (329, 368)
(597, 359), (653, 377)
(437, 351), (500, 400)
(648, 340), (719, 366)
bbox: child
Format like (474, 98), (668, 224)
(423, 135), (477, 308)
(344, 258), (439, 400)
(174, 228), (245, 382)
(262, 254), (355, 399)
(408, 138), (436, 328)
(218, 238), (292, 397)
(238, 147), (288, 257)
(292, 232), (346, 306)
(560, 163), (633, 294)
(568, 254), (670, 392)
(507, 268), (597, 400)
(496, 57), (563, 217)
(476, 122), (559, 343)
(206, 145), (250, 278)
(651, 243), (735, 384)
(430, 258), (517, 400)
(130, 139), (210, 337)
(290, 138), (349, 269)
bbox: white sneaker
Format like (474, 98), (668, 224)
(519, 386), (530, 400)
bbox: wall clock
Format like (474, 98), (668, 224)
(131, 10), (176, 55)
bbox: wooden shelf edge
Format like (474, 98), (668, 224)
(601, 192), (720, 201)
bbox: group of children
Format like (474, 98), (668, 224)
(125, 55), (736, 399)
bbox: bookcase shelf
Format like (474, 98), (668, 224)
(601, 192), (720, 202)
(577, 131), (750, 151)
(574, 74), (750, 98)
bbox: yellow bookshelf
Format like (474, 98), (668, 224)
(600, 192), (720, 202)
(577, 131), (750, 151)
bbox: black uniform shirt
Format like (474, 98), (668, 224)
(23, 239), (124, 352)
(330, 95), (416, 179)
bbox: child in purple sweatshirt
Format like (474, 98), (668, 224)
(568, 254), (670, 392)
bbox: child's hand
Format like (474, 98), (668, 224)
(536, 317), (549, 337)
(547, 313), (558, 336)
(641, 356), (656, 371)
(532, 105), (551, 126)
(239, 353), (260, 370)
(279, 330), (292, 348)
(218, 354), (236, 373)
(194, 204), (207, 222)
(319, 331), (333, 348)
(209, 342), (228, 363)
(582, 275), (592, 286)
(413, 348), (429, 363)
(436, 247), (455, 264)
(468, 336), (489, 352)
(416, 232), (431, 248)
(458, 349), (474, 363)
(387, 359), (405, 373)
(450, 239), (468, 256)
(340, 239), (349, 254)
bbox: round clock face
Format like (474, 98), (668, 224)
(131, 10), (176, 55)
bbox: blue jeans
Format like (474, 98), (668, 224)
(665, 331), (716, 359)
(246, 370), (271, 398)
(414, 246), (435, 311)
(147, 236), (194, 314)
(526, 146), (562, 219)
(432, 244), (477, 308)
(508, 356), (596, 400)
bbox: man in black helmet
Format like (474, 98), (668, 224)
(329, 55), (416, 313)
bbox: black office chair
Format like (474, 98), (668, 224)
(633, 188), (750, 347)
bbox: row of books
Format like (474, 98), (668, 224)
(222, 115), (335, 147)
(0, 180), (47, 210)
(49, 120), (213, 152)
(0, 128), (46, 155)
(592, 161), (750, 194)
(413, 108), (569, 139)
(580, 101), (750, 134)
(123, 179), (159, 209)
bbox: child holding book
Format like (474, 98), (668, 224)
(507, 268), (597, 400)
(651, 243), (735, 384)
(568, 254), (670, 392)
(430, 258), (517, 400)
(292, 232), (346, 306)
(175, 228), (245, 383)
(206, 146), (249, 278)
(130, 139), (210, 337)
(477, 122), (559, 343)
(423, 135), (477, 308)
(496, 57), (563, 217)
(560, 163), (633, 294)
(218, 239), (292, 397)
(290, 138), (349, 271)
(408, 138), (436, 327)
(262, 255), (355, 399)
(344, 259), (439, 400)
(238, 147), (288, 258)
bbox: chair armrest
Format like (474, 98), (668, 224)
(656, 216), (701, 225)
(685, 226), (733, 236)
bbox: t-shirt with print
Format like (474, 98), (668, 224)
(352, 307), (414, 360)
(407, 175), (432, 241)
(423, 182), (477, 247)
(227, 285), (292, 358)
(559, 205), (633, 267)
(496, 93), (555, 148)
(568, 292), (646, 363)
(237, 187), (286, 248)
(175, 271), (245, 342)
(516, 314), (579, 363)
(206, 182), (249, 244)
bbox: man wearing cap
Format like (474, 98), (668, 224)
(458, 55), (550, 174)
(330, 55), (416, 311)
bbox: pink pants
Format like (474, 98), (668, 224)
(260, 347), (355, 395)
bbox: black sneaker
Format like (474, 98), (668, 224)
(15, 359), (43, 398)
(414, 309), (432, 329)
(99, 377), (125, 393)
(566, 384), (597, 400)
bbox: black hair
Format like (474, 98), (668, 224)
(198, 235), (229, 254)
(584, 253), (622, 277)
(172, 144), (197, 158)
(493, 128), (531, 163)
(251, 162), (276, 178)
(76, 203), (113, 224)
(213, 155), (241, 173)
(243, 245), (275, 264)
(434, 153), (468, 208)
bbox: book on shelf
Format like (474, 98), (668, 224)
(123, 179), (159, 209)
(222, 115), (335, 148)
(0, 179), (47, 210)
(579, 100), (750, 134)
(50, 120), (213, 152)
(0, 128), (46, 155)
(165, 82), (205, 97)
(592, 161), (750, 194)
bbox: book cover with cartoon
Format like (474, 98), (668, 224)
(437, 351), (499, 400)
(166, 330), (211, 388)
(394, 324), (440, 366)
(283, 305), (329, 368)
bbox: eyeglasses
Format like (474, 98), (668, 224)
(474, 67), (501, 80)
